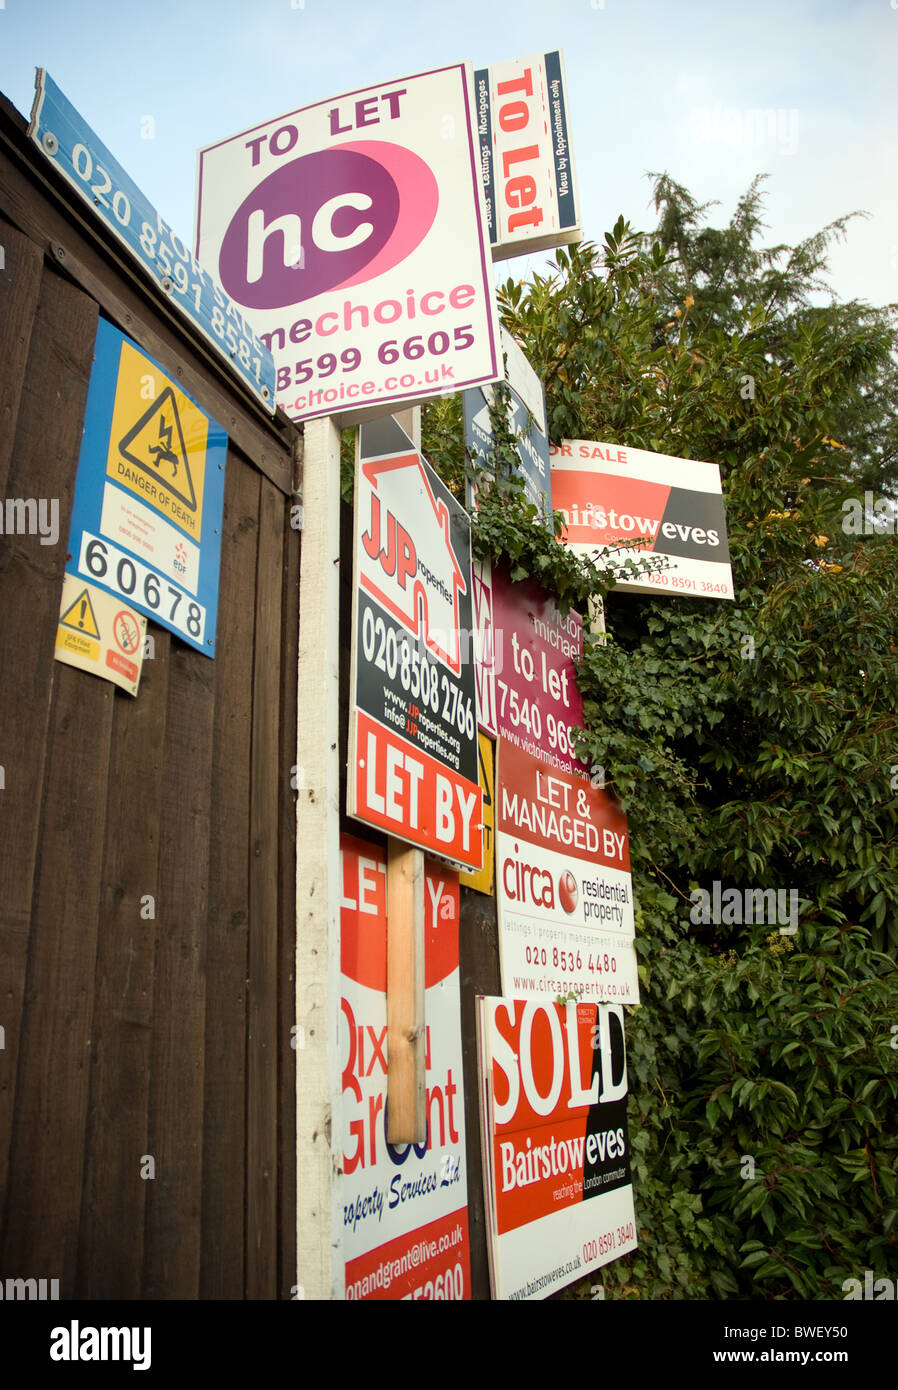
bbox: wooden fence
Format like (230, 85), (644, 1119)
(0, 93), (301, 1299)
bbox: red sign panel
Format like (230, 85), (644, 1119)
(491, 566), (587, 778)
(341, 835), (470, 1300)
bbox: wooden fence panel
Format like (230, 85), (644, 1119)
(0, 128), (299, 1297)
(0, 264), (98, 1260)
(77, 628), (172, 1298)
(0, 218), (42, 496)
(199, 458), (260, 1299)
(246, 477), (286, 1298)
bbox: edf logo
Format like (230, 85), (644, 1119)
(217, 98), (439, 309)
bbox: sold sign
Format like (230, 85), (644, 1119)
(196, 64), (501, 425)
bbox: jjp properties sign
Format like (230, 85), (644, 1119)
(347, 417), (482, 868)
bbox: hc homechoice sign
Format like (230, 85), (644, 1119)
(195, 65), (501, 424)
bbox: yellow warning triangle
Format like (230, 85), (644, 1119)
(59, 586), (101, 639)
(118, 387), (197, 513)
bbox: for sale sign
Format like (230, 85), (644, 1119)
(478, 997), (637, 1300)
(550, 440), (734, 599)
(341, 836), (470, 1300)
(496, 738), (638, 1004)
(474, 51), (582, 260)
(348, 417), (482, 868)
(195, 64), (501, 424)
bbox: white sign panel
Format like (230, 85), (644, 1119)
(550, 440), (735, 600)
(496, 738), (639, 1005)
(196, 65), (501, 424)
(341, 836), (471, 1300)
(478, 997), (637, 1300)
(474, 51), (582, 260)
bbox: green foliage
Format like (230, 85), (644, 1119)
(423, 173), (898, 1300)
(464, 367), (661, 608)
(470, 475), (620, 614)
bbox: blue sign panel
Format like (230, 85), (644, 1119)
(66, 319), (227, 657)
(463, 381), (553, 519)
(29, 69), (276, 414)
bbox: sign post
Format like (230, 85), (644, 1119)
(295, 415), (344, 1300)
(386, 837), (426, 1143)
(385, 406), (427, 1145)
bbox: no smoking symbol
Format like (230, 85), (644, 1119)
(114, 611), (140, 654)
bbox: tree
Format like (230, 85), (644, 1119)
(426, 175), (898, 1299)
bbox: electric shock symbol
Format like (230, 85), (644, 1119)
(118, 387), (197, 513)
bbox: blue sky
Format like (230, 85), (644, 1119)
(1, 0), (896, 308)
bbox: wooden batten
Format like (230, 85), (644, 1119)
(386, 841), (426, 1142)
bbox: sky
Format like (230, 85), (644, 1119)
(1, 0), (896, 309)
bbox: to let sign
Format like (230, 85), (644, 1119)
(475, 51), (581, 260)
(348, 417), (482, 868)
(490, 566), (587, 778)
(196, 64), (501, 424)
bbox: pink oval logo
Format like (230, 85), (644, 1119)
(219, 141), (439, 310)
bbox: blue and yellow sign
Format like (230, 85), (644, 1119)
(66, 319), (227, 656)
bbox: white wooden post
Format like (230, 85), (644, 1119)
(295, 415), (344, 1299)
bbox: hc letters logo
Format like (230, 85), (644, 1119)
(218, 142), (439, 310)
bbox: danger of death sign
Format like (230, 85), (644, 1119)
(65, 319), (227, 656)
(347, 416), (482, 868)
